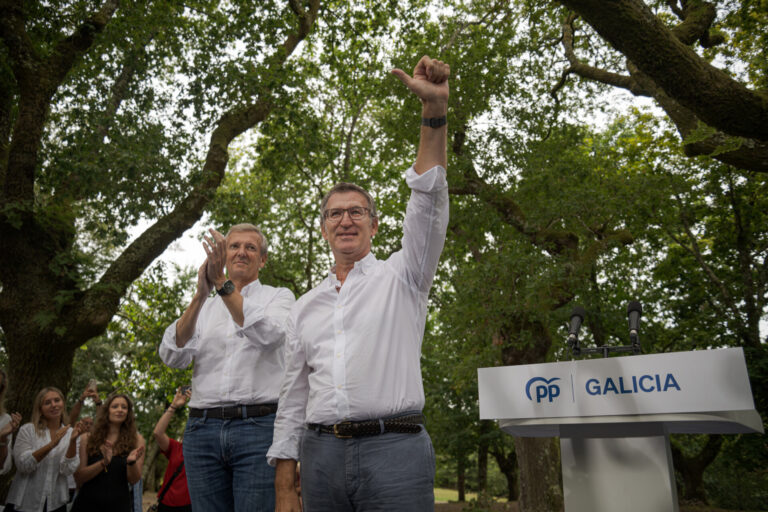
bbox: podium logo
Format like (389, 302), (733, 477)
(526, 377), (561, 403)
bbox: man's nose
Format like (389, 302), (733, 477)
(339, 210), (354, 224)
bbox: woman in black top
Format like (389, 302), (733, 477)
(71, 393), (145, 512)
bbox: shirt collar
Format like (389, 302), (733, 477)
(326, 252), (377, 287)
(240, 278), (261, 296)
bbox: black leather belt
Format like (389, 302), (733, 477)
(189, 404), (277, 419)
(307, 414), (425, 438)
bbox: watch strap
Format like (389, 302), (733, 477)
(421, 116), (447, 128)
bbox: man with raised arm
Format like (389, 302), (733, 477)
(268, 55), (450, 512)
(160, 224), (295, 511)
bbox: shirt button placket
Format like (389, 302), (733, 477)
(332, 283), (349, 419)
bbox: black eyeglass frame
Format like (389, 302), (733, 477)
(322, 206), (372, 223)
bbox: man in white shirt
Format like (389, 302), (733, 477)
(160, 224), (295, 512)
(268, 55), (450, 512)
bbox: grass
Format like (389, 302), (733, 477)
(435, 488), (477, 502)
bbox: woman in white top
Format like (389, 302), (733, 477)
(0, 369), (22, 475)
(5, 387), (85, 512)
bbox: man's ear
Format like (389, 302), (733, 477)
(260, 254), (268, 269)
(371, 217), (379, 237)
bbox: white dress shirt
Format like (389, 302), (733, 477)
(0, 413), (13, 475)
(6, 423), (79, 512)
(268, 165), (448, 464)
(160, 279), (295, 408)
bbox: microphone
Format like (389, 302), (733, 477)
(567, 306), (585, 355)
(627, 301), (642, 349)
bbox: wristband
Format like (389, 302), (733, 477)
(421, 116), (447, 128)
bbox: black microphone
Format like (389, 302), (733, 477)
(627, 301), (642, 348)
(567, 306), (585, 354)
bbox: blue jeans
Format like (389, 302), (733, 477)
(299, 422), (435, 511)
(183, 414), (276, 512)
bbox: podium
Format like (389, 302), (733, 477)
(478, 348), (763, 511)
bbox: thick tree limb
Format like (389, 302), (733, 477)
(558, 0), (768, 142)
(557, 12), (768, 172)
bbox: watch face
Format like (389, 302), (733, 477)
(219, 280), (235, 296)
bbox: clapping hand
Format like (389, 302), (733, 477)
(127, 444), (145, 465)
(51, 425), (69, 446)
(71, 420), (87, 440)
(100, 440), (113, 466)
(203, 228), (227, 286)
(0, 412), (21, 439)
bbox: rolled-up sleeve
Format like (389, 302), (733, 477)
(239, 288), (295, 349)
(13, 424), (40, 474)
(59, 432), (79, 475)
(159, 320), (198, 369)
(267, 316), (310, 466)
(398, 165), (449, 292)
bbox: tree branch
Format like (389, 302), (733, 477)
(554, 14), (652, 99)
(559, 10), (768, 172)
(558, 0), (768, 142)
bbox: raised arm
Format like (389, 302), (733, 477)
(153, 387), (190, 453)
(175, 261), (213, 347)
(391, 55), (450, 174)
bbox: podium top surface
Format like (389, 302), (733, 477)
(478, 348), (762, 436)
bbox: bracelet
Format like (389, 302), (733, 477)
(94, 400), (103, 406)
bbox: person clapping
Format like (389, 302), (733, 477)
(4, 387), (86, 512)
(71, 393), (145, 512)
(0, 369), (22, 475)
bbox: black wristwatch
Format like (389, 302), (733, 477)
(422, 116), (447, 128)
(216, 280), (235, 296)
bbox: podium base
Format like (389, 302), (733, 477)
(561, 435), (679, 512)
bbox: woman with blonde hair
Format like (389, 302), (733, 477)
(0, 369), (22, 475)
(71, 393), (145, 512)
(4, 386), (85, 512)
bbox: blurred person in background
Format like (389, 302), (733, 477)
(151, 386), (192, 512)
(4, 387), (85, 512)
(71, 393), (145, 512)
(0, 369), (22, 476)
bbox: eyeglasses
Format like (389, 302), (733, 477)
(323, 206), (371, 223)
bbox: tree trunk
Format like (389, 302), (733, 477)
(142, 440), (162, 492)
(671, 435), (723, 504)
(491, 443), (518, 502)
(515, 437), (563, 512)
(477, 422), (490, 493)
(457, 455), (466, 502)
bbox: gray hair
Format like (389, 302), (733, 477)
(225, 223), (268, 258)
(320, 183), (378, 226)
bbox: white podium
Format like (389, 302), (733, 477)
(478, 348), (763, 511)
